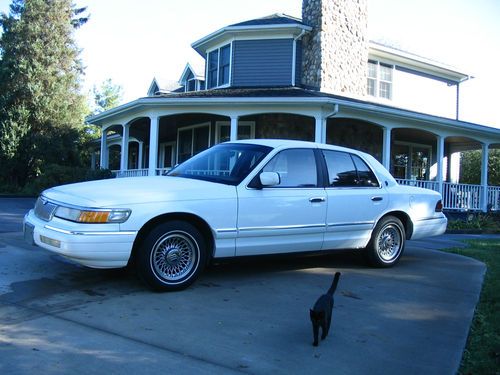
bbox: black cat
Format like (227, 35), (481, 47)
(310, 272), (341, 346)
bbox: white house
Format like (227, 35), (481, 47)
(87, 0), (500, 212)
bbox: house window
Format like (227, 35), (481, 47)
(215, 121), (256, 144)
(177, 123), (211, 163)
(367, 60), (393, 100)
(219, 45), (230, 86)
(207, 44), (231, 89)
(392, 142), (432, 180)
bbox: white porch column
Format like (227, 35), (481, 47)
(481, 143), (489, 212)
(138, 141), (144, 169)
(230, 115), (239, 141)
(436, 135), (444, 195)
(100, 128), (108, 169)
(120, 123), (130, 171)
(148, 115), (160, 176)
(314, 115), (326, 143)
(382, 127), (392, 170)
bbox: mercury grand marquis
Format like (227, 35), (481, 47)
(24, 139), (447, 291)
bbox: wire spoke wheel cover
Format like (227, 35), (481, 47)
(151, 231), (198, 281)
(376, 224), (402, 262)
(365, 215), (405, 267)
(137, 221), (207, 291)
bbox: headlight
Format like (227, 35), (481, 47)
(54, 206), (131, 223)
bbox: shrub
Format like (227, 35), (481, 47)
(21, 163), (113, 196)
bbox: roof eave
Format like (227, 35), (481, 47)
(191, 23), (312, 55)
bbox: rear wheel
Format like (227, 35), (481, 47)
(137, 221), (206, 291)
(365, 216), (405, 267)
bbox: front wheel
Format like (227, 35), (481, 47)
(137, 221), (206, 291)
(365, 216), (405, 267)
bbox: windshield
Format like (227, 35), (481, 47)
(167, 143), (272, 185)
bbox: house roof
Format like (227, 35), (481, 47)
(147, 77), (181, 96)
(229, 13), (309, 27)
(191, 13), (312, 56)
(369, 41), (472, 83)
(87, 86), (500, 141)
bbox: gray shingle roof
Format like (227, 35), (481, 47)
(229, 13), (309, 28)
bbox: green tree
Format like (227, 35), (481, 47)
(460, 149), (500, 186)
(92, 78), (123, 114)
(0, 0), (88, 188)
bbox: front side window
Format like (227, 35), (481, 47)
(262, 149), (317, 188)
(367, 60), (393, 100)
(207, 44), (231, 89)
(322, 150), (379, 188)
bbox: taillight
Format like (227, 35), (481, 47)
(435, 200), (443, 212)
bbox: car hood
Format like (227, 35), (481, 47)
(42, 176), (235, 208)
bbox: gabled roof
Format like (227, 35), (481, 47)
(147, 77), (181, 96)
(179, 62), (205, 85)
(191, 13), (311, 56)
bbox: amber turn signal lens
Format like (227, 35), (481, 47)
(78, 211), (110, 223)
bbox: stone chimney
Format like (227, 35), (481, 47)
(301, 0), (368, 97)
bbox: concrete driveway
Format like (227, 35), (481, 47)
(0, 198), (494, 374)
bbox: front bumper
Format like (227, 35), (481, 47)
(23, 209), (137, 268)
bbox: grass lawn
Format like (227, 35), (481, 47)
(441, 239), (500, 374)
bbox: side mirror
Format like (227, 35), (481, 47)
(260, 172), (280, 187)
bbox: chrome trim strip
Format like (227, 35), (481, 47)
(216, 228), (238, 233)
(45, 225), (137, 236)
(239, 223), (326, 232)
(327, 221), (374, 227)
(415, 217), (446, 222)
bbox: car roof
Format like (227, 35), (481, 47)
(230, 139), (363, 154)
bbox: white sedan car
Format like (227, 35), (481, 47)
(24, 140), (447, 291)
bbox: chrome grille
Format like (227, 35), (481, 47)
(34, 197), (57, 222)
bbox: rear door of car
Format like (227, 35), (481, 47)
(320, 149), (388, 250)
(235, 148), (327, 256)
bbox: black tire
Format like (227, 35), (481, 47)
(365, 215), (405, 267)
(137, 221), (206, 291)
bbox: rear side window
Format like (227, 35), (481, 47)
(322, 150), (379, 188)
(351, 154), (379, 187)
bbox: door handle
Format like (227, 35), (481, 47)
(371, 196), (383, 202)
(309, 197), (326, 203)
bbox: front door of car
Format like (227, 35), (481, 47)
(236, 148), (327, 256)
(321, 150), (388, 250)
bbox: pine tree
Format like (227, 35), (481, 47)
(0, 0), (88, 188)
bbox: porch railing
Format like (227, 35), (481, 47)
(112, 169), (149, 178)
(395, 179), (439, 191)
(396, 178), (499, 211)
(442, 182), (482, 211)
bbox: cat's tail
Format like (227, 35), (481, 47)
(327, 272), (341, 295)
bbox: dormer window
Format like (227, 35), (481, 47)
(368, 60), (393, 100)
(186, 71), (196, 92)
(207, 44), (231, 89)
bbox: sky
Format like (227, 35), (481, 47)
(0, 0), (499, 128)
